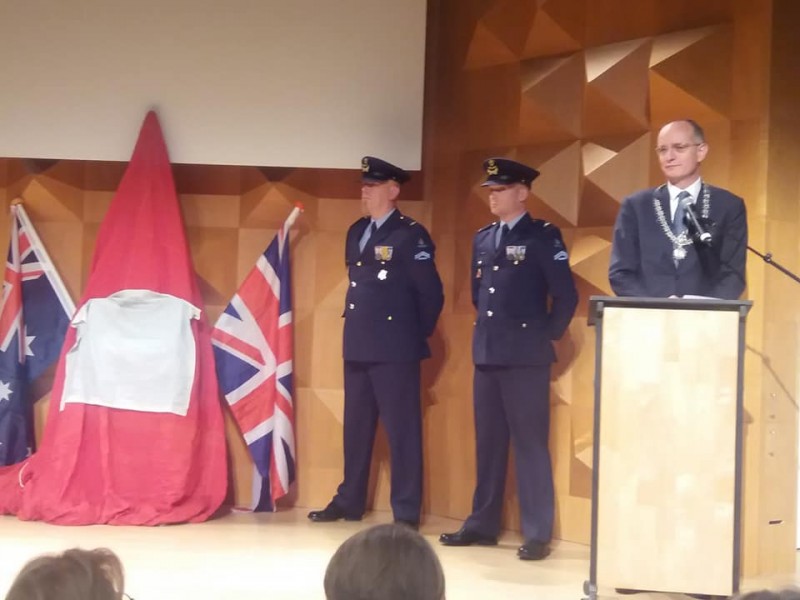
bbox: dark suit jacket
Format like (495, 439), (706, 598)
(342, 210), (444, 362)
(609, 184), (747, 299)
(472, 213), (578, 366)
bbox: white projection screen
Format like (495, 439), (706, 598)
(0, 0), (426, 169)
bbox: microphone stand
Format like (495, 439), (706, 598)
(747, 246), (800, 285)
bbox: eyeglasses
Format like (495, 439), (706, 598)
(122, 593), (135, 600)
(655, 143), (703, 156)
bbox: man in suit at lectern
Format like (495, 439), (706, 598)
(439, 158), (578, 561)
(609, 119), (747, 299)
(307, 156), (444, 530)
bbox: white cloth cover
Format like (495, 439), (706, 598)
(61, 289), (201, 416)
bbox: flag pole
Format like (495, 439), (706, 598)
(12, 201), (76, 316)
(284, 202), (304, 231)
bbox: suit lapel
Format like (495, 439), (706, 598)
(370, 210), (401, 246)
(493, 222), (505, 259)
(494, 213), (532, 259)
(650, 185), (678, 265)
(654, 185), (671, 229)
(349, 218), (370, 261)
(362, 210), (403, 257)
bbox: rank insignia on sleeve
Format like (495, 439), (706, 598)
(553, 250), (569, 261)
(505, 245), (526, 261)
(414, 250), (431, 261)
(374, 246), (394, 261)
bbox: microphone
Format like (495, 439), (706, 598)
(681, 197), (712, 245)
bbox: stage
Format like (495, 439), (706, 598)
(0, 508), (797, 599)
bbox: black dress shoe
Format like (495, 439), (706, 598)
(439, 527), (498, 546)
(307, 503), (361, 522)
(394, 519), (420, 531)
(517, 540), (549, 560)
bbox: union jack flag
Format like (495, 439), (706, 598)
(212, 206), (300, 511)
(0, 203), (75, 465)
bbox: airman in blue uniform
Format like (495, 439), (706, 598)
(440, 158), (578, 560)
(308, 156), (444, 529)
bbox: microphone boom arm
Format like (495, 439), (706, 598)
(747, 246), (800, 285)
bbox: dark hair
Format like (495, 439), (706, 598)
(324, 524), (445, 600)
(684, 119), (706, 143)
(735, 588), (800, 600)
(5, 548), (125, 600)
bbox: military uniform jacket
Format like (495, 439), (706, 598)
(472, 213), (578, 366)
(343, 210), (444, 363)
(609, 184), (747, 299)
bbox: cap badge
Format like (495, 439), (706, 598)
(486, 159), (498, 176)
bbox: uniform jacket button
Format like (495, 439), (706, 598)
(356, 261), (362, 267)
(521, 322), (527, 328)
(492, 265), (499, 271)
(488, 287), (495, 294)
(349, 303), (355, 309)
(350, 281), (357, 287)
(387, 315), (393, 321)
(487, 310), (493, 317)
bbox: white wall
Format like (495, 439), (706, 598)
(0, 0), (426, 169)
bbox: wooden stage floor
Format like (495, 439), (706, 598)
(0, 508), (797, 599)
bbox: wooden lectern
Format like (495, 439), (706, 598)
(584, 296), (752, 599)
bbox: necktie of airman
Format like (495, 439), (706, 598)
(496, 223), (510, 250)
(359, 221), (378, 253)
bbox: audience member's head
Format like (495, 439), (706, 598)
(736, 588), (800, 600)
(5, 547), (126, 600)
(324, 523), (445, 600)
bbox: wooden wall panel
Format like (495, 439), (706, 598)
(425, 0), (793, 578)
(0, 0), (797, 578)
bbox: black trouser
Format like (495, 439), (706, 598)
(333, 360), (422, 522)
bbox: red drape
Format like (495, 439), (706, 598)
(0, 111), (227, 524)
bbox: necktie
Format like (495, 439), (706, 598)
(359, 221), (378, 252)
(496, 223), (510, 249)
(672, 191), (691, 236)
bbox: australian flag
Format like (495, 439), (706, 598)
(0, 203), (75, 465)
(212, 206), (300, 511)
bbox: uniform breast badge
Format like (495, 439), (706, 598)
(374, 246), (393, 261)
(505, 246), (526, 261)
(378, 269), (388, 280)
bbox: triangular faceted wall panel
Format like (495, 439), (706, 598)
(454, 0), (740, 542)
